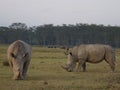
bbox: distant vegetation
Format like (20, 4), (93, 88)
(0, 23), (120, 47)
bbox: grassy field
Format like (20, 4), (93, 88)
(0, 45), (120, 90)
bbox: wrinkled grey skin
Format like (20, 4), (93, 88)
(7, 40), (32, 80)
(62, 44), (115, 72)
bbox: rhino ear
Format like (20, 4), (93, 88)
(64, 52), (68, 55)
(69, 52), (72, 56)
(64, 48), (69, 55)
(11, 53), (16, 58)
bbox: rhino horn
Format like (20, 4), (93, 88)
(61, 64), (68, 70)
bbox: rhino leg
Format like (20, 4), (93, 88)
(107, 60), (115, 72)
(82, 62), (86, 72)
(76, 59), (86, 72)
(105, 55), (115, 72)
(110, 63), (115, 72)
(104, 48), (115, 72)
(22, 61), (30, 79)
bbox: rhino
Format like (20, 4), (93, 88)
(62, 44), (115, 72)
(7, 40), (32, 80)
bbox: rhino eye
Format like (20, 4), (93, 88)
(11, 53), (16, 58)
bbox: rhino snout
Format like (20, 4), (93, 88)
(61, 64), (68, 70)
(13, 68), (24, 80)
(61, 64), (73, 72)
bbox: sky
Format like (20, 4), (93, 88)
(0, 0), (120, 26)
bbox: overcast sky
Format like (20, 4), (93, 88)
(0, 0), (120, 26)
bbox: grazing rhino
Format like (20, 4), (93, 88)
(7, 40), (32, 80)
(62, 44), (115, 72)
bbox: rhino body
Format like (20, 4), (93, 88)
(7, 40), (32, 80)
(62, 44), (115, 72)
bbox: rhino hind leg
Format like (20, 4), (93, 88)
(105, 59), (115, 72)
(111, 63), (115, 72)
(108, 61), (115, 72)
(104, 47), (115, 72)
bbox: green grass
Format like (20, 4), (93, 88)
(0, 46), (120, 90)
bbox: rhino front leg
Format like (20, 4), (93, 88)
(76, 59), (86, 72)
(82, 62), (86, 72)
(22, 60), (30, 79)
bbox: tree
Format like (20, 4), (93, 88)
(9, 22), (27, 30)
(0, 23), (120, 47)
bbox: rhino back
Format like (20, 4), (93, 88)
(72, 44), (106, 63)
(85, 44), (106, 63)
(7, 40), (32, 60)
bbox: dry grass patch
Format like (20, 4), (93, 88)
(0, 46), (120, 90)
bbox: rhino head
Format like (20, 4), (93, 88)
(62, 52), (76, 72)
(11, 52), (28, 80)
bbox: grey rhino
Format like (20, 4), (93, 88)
(7, 40), (32, 80)
(62, 44), (115, 72)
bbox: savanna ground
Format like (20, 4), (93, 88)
(0, 45), (120, 90)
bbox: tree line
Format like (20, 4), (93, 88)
(0, 23), (120, 47)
